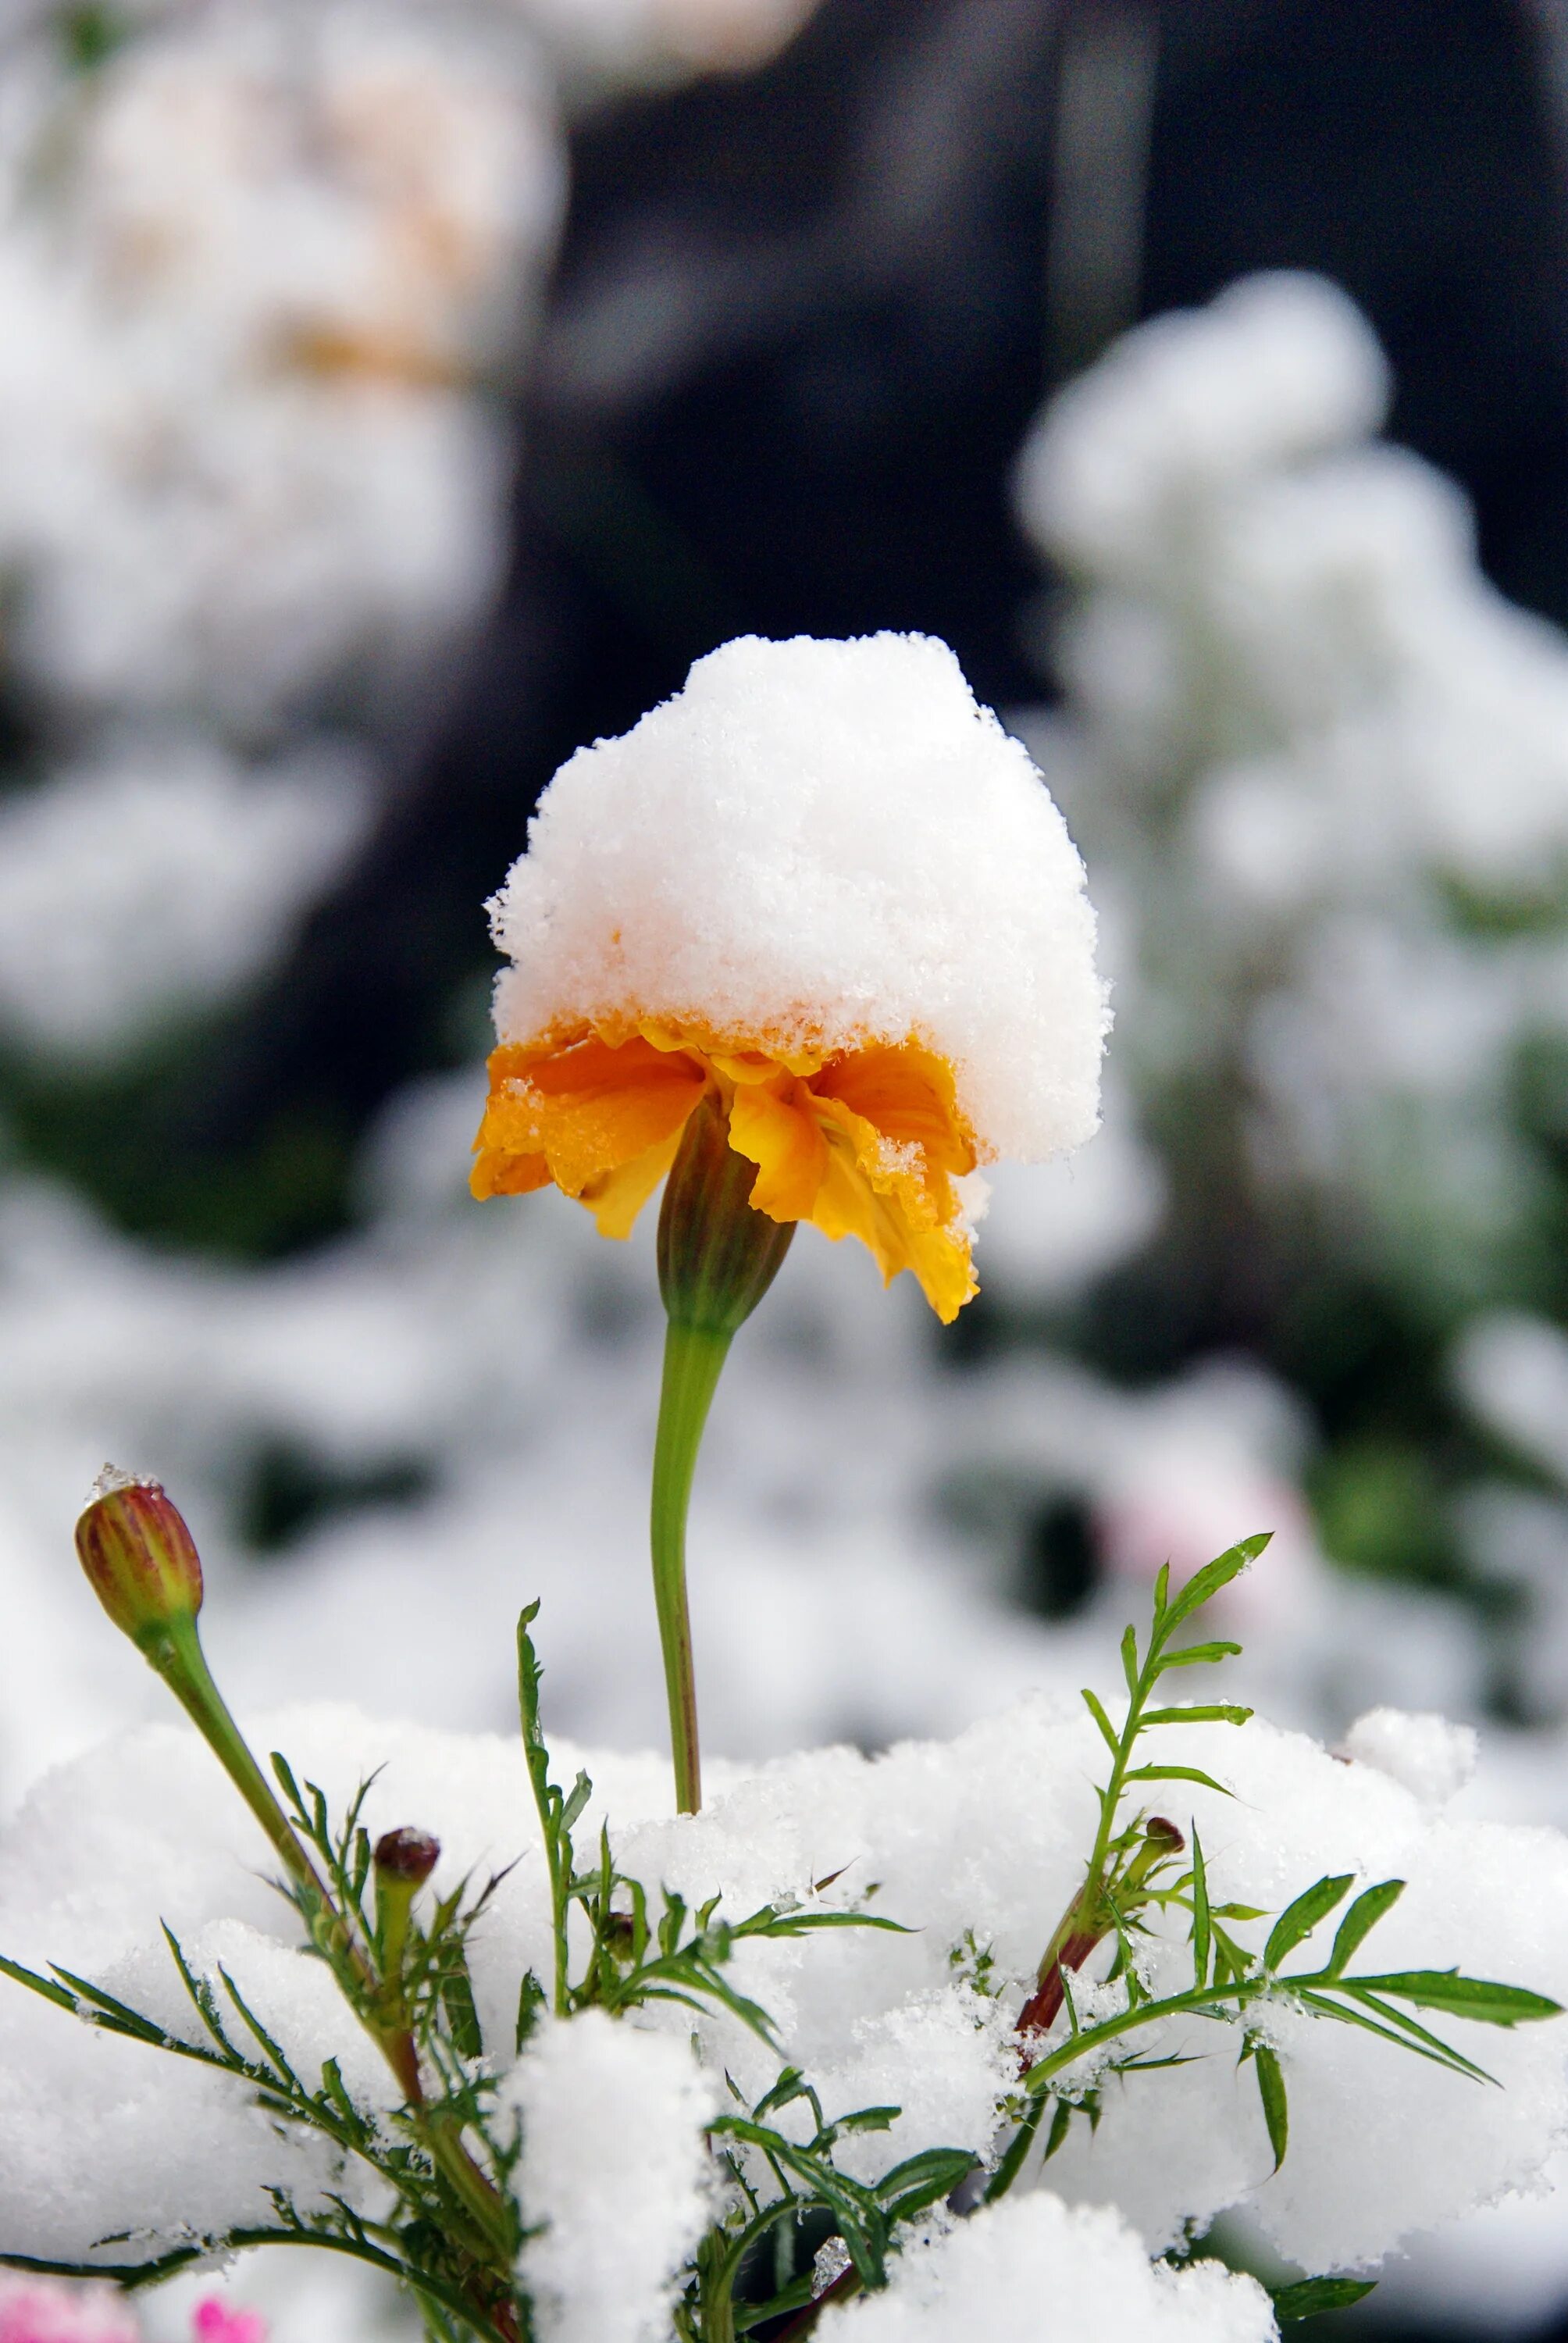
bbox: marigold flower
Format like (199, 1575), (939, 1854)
(472, 632), (1107, 1321)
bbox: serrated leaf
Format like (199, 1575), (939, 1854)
(1272, 2277), (1377, 2323)
(1142, 1706), (1253, 1728)
(1349, 1970), (1562, 2026)
(1160, 1534), (1271, 1634)
(1122, 1764), (1233, 1796)
(1153, 1641), (1243, 1670)
(1326, 1881), (1404, 1976)
(1265, 1875), (1356, 1970)
(1252, 2040), (1288, 2170)
(1082, 1688), (1121, 1758)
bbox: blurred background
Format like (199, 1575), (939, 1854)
(6, 0), (1568, 2333)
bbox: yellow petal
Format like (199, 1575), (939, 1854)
(580, 1124), (685, 1239)
(810, 1097), (977, 1323)
(726, 1077), (828, 1221)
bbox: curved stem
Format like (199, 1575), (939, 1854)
(139, 1615), (514, 2268)
(650, 1319), (732, 1814)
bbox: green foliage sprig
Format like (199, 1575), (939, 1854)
(0, 1539), (1560, 2342)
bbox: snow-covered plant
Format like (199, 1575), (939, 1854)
(472, 632), (1107, 1808)
(2, 636), (1565, 2342)
(0, 1483), (1559, 2341)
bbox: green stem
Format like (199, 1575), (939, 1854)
(137, 1614), (515, 2270)
(650, 1318), (732, 1814)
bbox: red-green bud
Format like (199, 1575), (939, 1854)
(657, 1090), (795, 1336)
(75, 1467), (203, 1649)
(373, 1827), (440, 1887)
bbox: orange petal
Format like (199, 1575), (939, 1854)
(474, 1034), (707, 1201)
(580, 1124), (685, 1239)
(727, 1076), (829, 1221)
(469, 1147), (551, 1202)
(810, 1095), (978, 1323)
(813, 1043), (977, 1181)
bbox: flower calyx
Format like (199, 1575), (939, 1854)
(657, 1086), (795, 1337)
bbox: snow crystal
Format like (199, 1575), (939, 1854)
(815, 2193), (1274, 2343)
(511, 2011), (718, 2343)
(1341, 1707), (1478, 1813)
(488, 633), (1109, 1164)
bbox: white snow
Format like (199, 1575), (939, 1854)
(488, 632), (1110, 1165)
(0, 735), (369, 1061)
(511, 2012), (718, 2343)
(1, 1686), (1565, 2295)
(817, 2193), (1274, 2343)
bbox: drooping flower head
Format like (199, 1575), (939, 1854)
(473, 633), (1107, 1320)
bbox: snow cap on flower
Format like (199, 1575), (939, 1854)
(475, 633), (1107, 1320)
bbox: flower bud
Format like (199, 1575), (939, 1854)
(373, 1827), (440, 1887)
(75, 1467), (203, 1649)
(657, 1090), (795, 1336)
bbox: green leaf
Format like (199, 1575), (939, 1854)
(1190, 1831), (1211, 1987)
(751, 2067), (808, 2121)
(48, 1967), (177, 2046)
(1349, 1971), (1562, 2026)
(216, 1967), (300, 2086)
(1121, 1625), (1139, 1699)
(1082, 1688), (1121, 1758)
(1251, 2040), (1288, 2170)
(1266, 1876), (1356, 1971)
(441, 1945), (484, 2062)
(1272, 2277), (1377, 2322)
(832, 2105), (900, 2136)
(1294, 1989), (1495, 2084)
(0, 1952), (80, 2016)
(1042, 2096), (1073, 2163)
(1160, 1535), (1271, 1634)
(1326, 1881), (1404, 1976)
(1153, 1641), (1243, 1670)
(161, 1924), (237, 2056)
(561, 1773), (592, 1832)
(1141, 1706), (1253, 1728)
(1122, 1764), (1233, 1796)
(875, 2147), (976, 2220)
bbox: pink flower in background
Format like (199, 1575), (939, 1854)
(191, 2304), (265, 2343)
(0, 2280), (264, 2343)
(0, 2277), (138, 2343)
